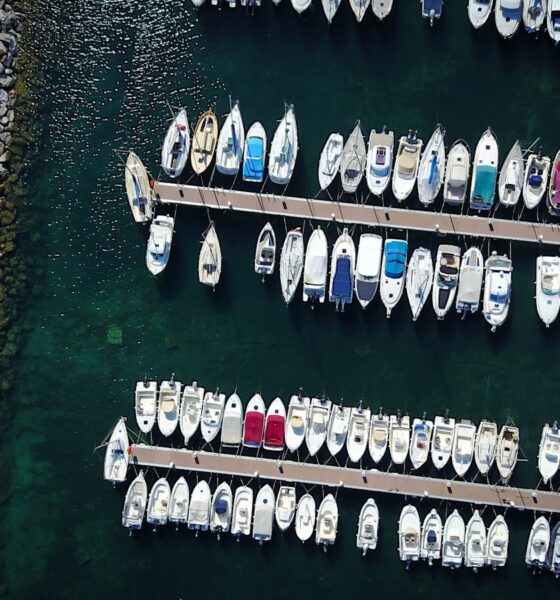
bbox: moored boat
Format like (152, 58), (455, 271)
(242, 393), (266, 448)
(369, 409), (389, 464)
(124, 152), (154, 224)
(321, 0), (342, 23)
(417, 124), (446, 205)
(451, 419), (477, 478)
(406, 247), (433, 322)
(161, 109), (190, 179)
(179, 381), (205, 445)
(200, 389), (226, 443)
(221, 393), (243, 448)
(254, 222), (276, 277)
(263, 397), (286, 452)
(443, 140), (470, 205)
(421, 509), (442, 565)
(147, 478), (171, 528)
(122, 471), (148, 530)
(356, 498), (379, 556)
(372, 0), (394, 19)
(146, 215), (174, 276)
(168, 476), (190, 526)
(495, 0), (523, 37)
(215, 101), (245, 176)
(474, 420), (498, 476)
(280, 228), (305, 304)
(392, 131), (423, 202)
(231, 485), (254, 539)
(422, 0), (444, 24)
(285, 393), (309, 453)
(523, 151), (551, 210)
(547, 0), (560, 43)
(366, 127), (394, 196)
(190, 109), (218, 176)
(498, 141), (524, 207)
(525, 516), (550, 569)
(306, 397), (332, 456)
(318, 133), (343, 190)
(547, 149), (560, 216)
(456, 247), (484, 316)
(326, 403), (351, 457)
(523, 0), (546, 32)
(315, 494), (339, 551)
(291, 0), (312, 12)
(302, 227), (329, 304)
(468, 0), (495, 27)
(340, 121), (367, 194)
(389, 414), (410, 465)
(350, 0), (371, 21)
(135, 379), (157, 435)
(242, 122), (267, 183)
(482, 252), (513, 332)
(398, 505), (421, 566)
(295, 493), (316, 542)
(495, 424), (519, 482)
(198, 222), (222, 289)
(432, 244), (461, 320)
(536, 256), (560, 327)
(157, 377), (181, 437)
(210, 481), (233, 537)
(275, 486), (296, 531)
(486, 515), (509, 569)
(538, 421), (560, 484)
(328, 227), (356, 311)
(465, 511), (487, 571)
(268, 104), (298, 186)
(380, 239), (408, 317)
(547, 521), (560, 576)
(346, 403), (371, 463)
(252, 485), (275, 544)
(469, 128), (498, 212)
(104, 417), (129, 484)
(409, 416), (434, 470)
(442, 509), (465, 569)
(355, 233), (383, 309)
(431, 414), (455, 470)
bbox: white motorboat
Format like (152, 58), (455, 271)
(215, 101), (245, 176)
(295, 494), (316, 542)
(125, 151), (154, 223)
(452, 420), (476, 478)
(366, 127), (394, 196)
(495, 0), (522, 37)
(285, 393), (309, 452)
(242, 393), (265, 448)
(328, 227), (356, 311)
(146, 215), (174, 276)
(431, 244), (461, 320)
(210, 481), (233, 537)
(242, 121), (267, 183)
(157, 377), (181, 437)
(326, 403), (351, 457)
(263, 396), (286, 452)
(548, 149), (560, 216)
(431, 414), (455, 470)
(252, 485), (275, 544)
(346, 403), (371, 463)
(147, 478), (170, 528)
(104, 416), (129, 484)
(306, 397), (332, 456)
(486, 515), (509, 568)
(315, 494), (339, 551)
(254, 222), (276, 277)
(470, 128), (498, 212)
(456, 247), (484, 316)
(198, 222), (222, 289)
(355, 233), (383, 309)
(443, 140), (470, 205)
(536, 256), (560, 327)
(525, 516), (550, 568)
(275, 486), (296, 531)
(523, 0), (547, 32)
(547, 522), (560, 576)
(231, 485), (254, 539)
(442, 510), (465, 569)
(303, 227), (329, 304)
(168, 476), (190, 526)
(523, 152), (551, 209)
(350, 0), (371, 21)
(190, 109), (218, 176)
(496, 425), (519, 482)
(356, 498), (379, 556)
(179, 381), (205, 445)
(468, 0), (494, 28)
(200, 389), (226, 443)
(409, 417), (434, 470)
(122, 471), (148, 530)
(372, 0), (394, 19)
(482, 252), (513, 332)
(187, 480), (211, 533)
(321, 0), (342, 23)
(380, 238), (408, 317)
(369, 410), (389, 463)
(135, 379), (157, 435)
(421, 509), (442, 565)
(465, 511), (487, 571)
(268, 104), (298, 186)
(389, 414), (410, 465)
(474, 420), (498, 476)
(398, 505), (421, 565)
(498, 141), (524, 207)
(547, 0), (560, 42)
(161, 108), (190, 179)
(417, 124), (446, 205)
(340, 121), (367, 194)
(318, 133), (343, 190)
(406, 247), (433, 321)
(291, 0), (312, 12)
(221, 393), (243, 448)
(280, 228), (305, 304)
(392, 131), (423, 202)
(538, 421), (560, 484)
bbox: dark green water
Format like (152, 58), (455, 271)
(4, 0), (560, 597)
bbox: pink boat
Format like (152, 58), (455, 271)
(242, 394), (265, 448)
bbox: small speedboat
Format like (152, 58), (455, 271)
(431, 414), (455, 470)
(321, 0), (342, 23)
(468, 0), (494, 27)
(538, 421), (560, 484)
(168, 477), (190, 526)
(398, 505), (421, 566)
(355, 233), (383, 309)
(104, 417), (129, 483)
(392, 131), (423, 202)
(295, 494), (316, 542)
(200, 389), (226, 443)
(409, 417), (434, 470)
(190, 109), (218, 176)
(252, 485), (275, 544)
(221, 393), (243, 448)
(417, 124), (446, 205)
(158, 377), (181, 437)
(285, 393), (310, 452)
(422, 0), (443, 24)
(146, 215), (174, 276)
(525, 516), (550, 568)
(187, 480), (211, 533)
(135, 379), (157, 435)
(147, 478), (171, 528)
(215, 101), (245, 176)
(263, 397), (286, 452)
(496, 425), (519, 482)
(523, 0), (547, 32)
(231, 486), (254, 539)
(302, 227), (329, 304)
(421, 509), (442, 565)
(122, 471), (148, 530)
(346, 403), (371, 463)
(340, 121), (367, 194)
(279, 228), (305, 304)
(455, 247), (484, 316)
(547, 1), (560, 45)
(275, 486), (296, 531)
(254, 222), (276, 277)
(366, 128), (394, 196)
(372, 0), (394, 19)
(369, 410), (389, 463)
(242, 394), (265, 448)
(406, 247), (433, 321)
(198, 222), (222, 289)
(474, 420), (498, 476)
(268, 104), (298, 186)
(536, 256), (560, 327)
(161, 109), (190, 179)
(389, 414), (410, 465)
(179, 381), (205, 446)
(523, 152), (551, 210)
(326, 403), (351, 457)
(486, 515), (509, 569)
(470, 128), (498, 212)
(482, 252), (513, 332)
(318, 133), (343, 190)
(465, 511), (487, 571)
(443, 140), (470, 205)
(547, 149), (560, 216)
(124, 152), (154, 223)
(350, 0), (371, 21)
(452, 420), (476, 477)
(547, 521), (560, 576)
(498, 141), (524, 207)
(291, 0), (312, 12)
(356, 498), (379, 556)
(210, 481), (233, 537)
(380, 239), (408, 317)
(315, 494), (339, 551)
(328, 228), (356, 311)
(242, 122), (267, 183)
(442, 510), (465, 569)
(495, 0), (522, 37)
(306, 397), (332, 456)
(432, 244), (461, 320)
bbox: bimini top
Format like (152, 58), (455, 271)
(384, 241), (408, 279)
(244, 411), (264, 445)
(471, 166), (497, 209)
(264, 415), (285, 449)
(331, 256), (352, 301)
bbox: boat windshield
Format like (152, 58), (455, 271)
(373, 164), (389, 177)
(490, 293), (508, 303)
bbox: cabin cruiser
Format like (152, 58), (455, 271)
(328, 228), (356, 311)
(168, 477), (190, 526)
(495, 0), (523, 37)
(451, 420), (477, 477)
(389, 414), (410, 465)
(470, 128), (498, 212)
(242, 394), (265, 448)
(486, 515), (509, 568)
(422, 0), (443, 24)
(468, 0), (494, 27)
(548, 149), (560, 216)
(443, 140), (470, 205)
(482, 252), (513, 332)
(356, 498), (379, 556)
(157, 377), (181, 437)
(547, 0), (560, 43)
(372, 0), (394, 19)
(474, 420), (498, 476)
(295, 494), (316, 542)
(198, 222), (222, 289)
(179, 381), (205, 445)
(496, 425), (519, 482)
(523, 152), (551, 209)
(268, 104), (298, 186)
(200, 389), (226, 443)
(190, 109), (218, 176)
(355, 233), (383, 309)
(215, 101), (245, 176)
(406, 248), (433, 321)
(254, 222), (276, 278)
(285, 393), (310, 452)
(421, 509), (442, 565)
(465, 511), (487, 571)
(523, 0), (547, 33)
(122, 471), (148, 530)
(547, 522), (560, 576)
(161, 108), (189, 179)
(380, 239), (408, 317)
(242, 122), (267, 183)
(275, 486), (296, 531)
(346, 403), (371, 463)
(187, 480), (211, 533)
(104, 417), (129, 484)
(432, 245), (461, 320)
(392, 131), (423, 202)
(318, 133), (343, 190)
(535, 256), (560, 327)
(398, 505), (421, 566)
(316, 494), (339, 551)
(231, 485), (254, 539)
(366, 127), (394, 196)
(147, 478), (171, 528)
(263, 397), (286, 452)
(456, 247), (484, 316)
(340, 121), (366, 194)
(279, 228), (305, 304)
(221, 393), (243, 448)
(303, 227), (328, 304)
(306, 397), (332, 456)
(431, 414), (455, 470)
(525, 516), (550, 569)
(538, 421), (560, 484)
(210, 482), (233, 537)
(125, 152), (154, 223)
(498, 141), (523, 207)
(369, 410), (389, 463)
(326, 403), (351, 457)
(409, 417), (433, 470)
(135, 379), (157, 435)
(146, 215), (174, 276)
(252, 485), (275, 544)
(442, 510), (465, 569)
(417, 124), (446, 205)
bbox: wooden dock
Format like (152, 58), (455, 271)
(130, 444), (560, 514)
(154, 182), (560, 246)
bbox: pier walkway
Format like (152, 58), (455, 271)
(130, 444), (560, 514)
(154, 182), (560, 246)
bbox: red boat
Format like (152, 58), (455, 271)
(263, 397), (286, 452)
(242, 394), (265, 448)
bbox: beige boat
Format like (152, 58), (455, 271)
(124, 152), (154, 223)
(190, 109), (219, 175)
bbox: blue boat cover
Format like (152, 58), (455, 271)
(242, 138), (264, 182)
(215, 498), (228, 515)
(470, 166), (497, 210)
(384, 241), (407, 279)
(424, 0), (443, 11)
(332, 256), (352, 301)
(428, 155), (438, 185)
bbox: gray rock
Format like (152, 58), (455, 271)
(0, 152), (9, 163)
(0, 132), (11, 145)
(0, 106), (6, 119)
(6, 109), (12, 122)
(0, 76), (13, 88)
(1, 117), (8, 126)
(3, 68), (11, 76)
(0, 42), (6, 57)
(0, 89), (7, 104)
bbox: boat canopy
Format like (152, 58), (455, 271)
(384, 241), (407, 278)
(264, 415), (285, 448)
(253, 507), (273, 539)
(244, 412), (264, 445)
(424, 0), (443, 12)
(221, 415), (241, 445)
(357, 237), (382, 278)
(332, 256), (353, 301)
(243, 137), (264, 181)
(214, 497), (229, 515)
(471, 166), (497, 209)
(458, 269), (483, 304)
(305, 255), (327, 285)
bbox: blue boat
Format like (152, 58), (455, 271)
(242, 121), (267, 183)
(328, 228), (356, 312)
(380, 239), (408, 317)
(422, 0), (443, 24)
(469, 128), (498, 212)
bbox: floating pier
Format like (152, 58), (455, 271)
(130, 444), (560, 514)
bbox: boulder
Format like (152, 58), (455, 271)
(0, 77), (13, 89)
